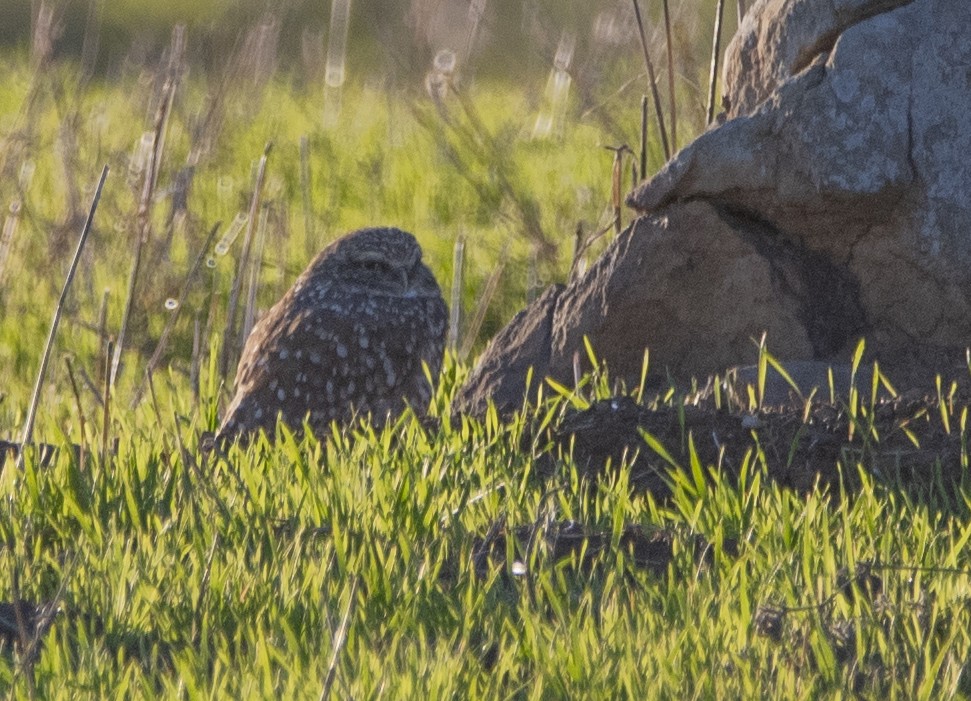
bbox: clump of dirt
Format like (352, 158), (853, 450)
(535, 391), (966, 499)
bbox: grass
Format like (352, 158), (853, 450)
(3, 356), (971, 698)
(1, 25), (971, 699)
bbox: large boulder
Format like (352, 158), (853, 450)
(629, 0), (971, 374)
(457, 0), (971, 413)
(722, 0), (912, 118)
(455, 200), (865, 413)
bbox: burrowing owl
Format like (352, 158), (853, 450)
(217, 227), (447, 441)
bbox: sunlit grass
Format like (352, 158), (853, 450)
(1, 352), (971, 697)
(2, 48), (971, 699)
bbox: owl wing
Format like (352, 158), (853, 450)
(218, 295), (348, 439)
(218, 291), (447, 441)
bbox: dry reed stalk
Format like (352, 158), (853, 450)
(15, 165), (108, 472)
(131, 221), (221, 407)
(631, 0), (671, 160)
(299, 135), (315, 256)
(64, 357), (88, 470)
(448, 236), (465, 351)
(460, 249), (507, 362)
(707, 0), (727, 125)
(661, 0), (677, 151)
(95, 288), (109, 381)
(604, 145), (631, 235)
(220, 142), (272, 381)
(640, 95), (649, 180)
(737, 0), (747, 23)
(242, 204), (270, 342)
(111, 64), (178, 389)
(101, 338), (113, 467)
(0, 201), (20, 287)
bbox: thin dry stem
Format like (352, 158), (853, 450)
(16, 165), (108, 471)
(448, 235), (465, 351)
(631, 0), (670, 160)
(707, 0), (727, 125)
(132, 221), (221, 407)
(242, 204), (270, 342)
(661, 0), (677, 152)
(221, 142), (272, 381)
(111, 66), (178, 389)
(460, 249), (507, 362)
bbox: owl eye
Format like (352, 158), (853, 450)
(360, 260), (392, 274)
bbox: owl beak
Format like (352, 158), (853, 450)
(400, 268), (410, 291)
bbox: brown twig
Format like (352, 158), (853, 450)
(661, 0), (677, 152)
(707, 0), (727, 125)
(631, 0), (670, 160)
(460, 248), (507, 362)
(604, 145), (633, 235)
(221, 142), (272, 381)
(448, 235), (465, 351)
(111, 68), (178, 389)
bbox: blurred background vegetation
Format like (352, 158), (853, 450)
(0, 0), (732, 85)
(0, 0), (736, 431)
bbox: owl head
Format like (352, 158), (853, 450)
(304, 227), (441, 299)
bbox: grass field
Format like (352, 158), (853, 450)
(3, 12), (971, 698)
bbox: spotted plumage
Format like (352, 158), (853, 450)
(217, 227), (447, 441)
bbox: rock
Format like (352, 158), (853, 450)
(722, 0), (912, 118)
(547, 200), (864, 385)
(457, 201), (867, 411)
(458, 0), (971, 412)
(454, 284), (563, 417)
(627, 0), (971, 384)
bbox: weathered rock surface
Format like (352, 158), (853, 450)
(457, 0), (971, 414)
(722, 0), (912, 118)
(455, 201), (866, 413)
(546, 200), (867, 383)
(628, 0), (971, 375)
